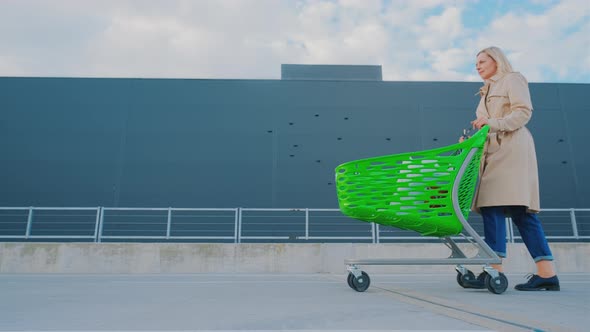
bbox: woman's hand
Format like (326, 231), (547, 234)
(471, 117), (489, 129)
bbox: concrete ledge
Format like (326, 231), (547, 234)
(1, 242), (588, 274)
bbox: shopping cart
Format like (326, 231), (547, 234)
(335, 125), (508, 294)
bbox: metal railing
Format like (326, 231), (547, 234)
(0, 207), (588, 243)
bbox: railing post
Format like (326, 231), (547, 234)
(305, 208), (309, 240)
(166, 207), (172, 239)
(234, 208), (239, 243)
(25, 207), (34, 239)
(506, 217), (514, 243)
(570, 209), (579, 239)
(376, 224), (380, 244)
(97, 207), (105, 243)
(238, 208), (242, 243)
(94, 207), (102, 242)
(234, 208), (242, 244)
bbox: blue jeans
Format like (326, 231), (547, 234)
(480, 206), (554, 262)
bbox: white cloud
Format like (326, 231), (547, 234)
(0, 0), (587, 82)
(0, 55), (25, 76)
(418, 7), (464, 49)
(383, 0), (446, 28)
(473, 0), (590, 82)
(430, 48), (472, 75)
(76, 0), (301, 78)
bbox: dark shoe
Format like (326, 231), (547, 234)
(514, 274), (560, 291)
(463, 271), (487, 289)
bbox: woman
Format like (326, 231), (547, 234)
(466, 46), (560, 291)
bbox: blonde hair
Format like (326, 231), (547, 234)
(477, 46), (514, 75)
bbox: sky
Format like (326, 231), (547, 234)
(0, 0), (588, 83)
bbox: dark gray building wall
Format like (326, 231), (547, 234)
(1, 77), (588, 208)
(281, 64), (382, 81)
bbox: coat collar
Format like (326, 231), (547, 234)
(486, 71), (507, 83)
(478, 82), (490, 97)
(477, 71), (507, 96)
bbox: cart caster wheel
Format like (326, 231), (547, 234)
(485, 272), (508, 294)
(347, 273), (355, 289)
(456, 270), (476, 288)
(351, 271), (371, 292)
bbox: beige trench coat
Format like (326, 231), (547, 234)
(472, 72), (541, 214)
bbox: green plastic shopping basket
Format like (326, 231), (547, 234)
(335, 126), (489, 237)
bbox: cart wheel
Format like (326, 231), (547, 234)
(485, 272), (508, 294)
(456, 270), (476, 288)
(347, 273), (355, 289)
(351, 271), (371, 292)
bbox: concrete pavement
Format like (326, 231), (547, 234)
(0, 272), (588, 331)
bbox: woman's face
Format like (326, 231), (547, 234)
(476, 52), (498, 80)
